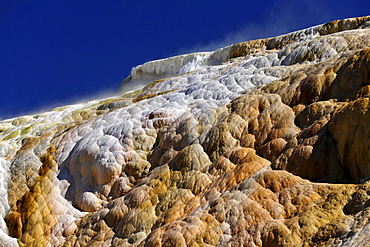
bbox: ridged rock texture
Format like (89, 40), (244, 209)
(1, 16), (370, 246)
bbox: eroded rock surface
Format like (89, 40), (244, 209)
(1, 16), (370, 246)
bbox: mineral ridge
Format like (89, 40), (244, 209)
(1, 16), (370, 246)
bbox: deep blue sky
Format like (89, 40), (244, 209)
(0, 1), (369, 119)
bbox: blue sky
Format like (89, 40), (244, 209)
(0, 1), (369, 119)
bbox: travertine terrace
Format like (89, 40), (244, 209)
(1, 16), (370, 246)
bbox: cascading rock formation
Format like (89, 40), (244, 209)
(1, 16), (370, 246)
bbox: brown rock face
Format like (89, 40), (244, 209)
(329, 97), (370, 181)
(2, 16), (370, 247)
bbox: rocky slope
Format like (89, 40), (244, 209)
(1, 16), (370, 246)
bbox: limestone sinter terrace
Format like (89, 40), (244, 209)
(1, 16), (370, 246)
